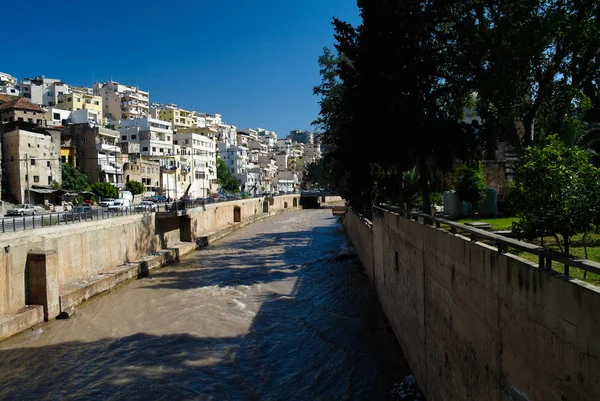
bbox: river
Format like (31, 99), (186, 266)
(0, 209), (423, 400)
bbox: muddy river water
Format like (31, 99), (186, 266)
(0, 209), (423, 400)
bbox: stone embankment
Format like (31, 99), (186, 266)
(0, 195), (304, 341)
(344, 206), (600, 401)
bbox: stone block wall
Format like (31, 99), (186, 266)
(346, 206), (600, 401)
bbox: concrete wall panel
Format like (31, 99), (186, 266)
(344, 206), (600, 401)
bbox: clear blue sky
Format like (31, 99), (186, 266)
(1, 0), (360, 138)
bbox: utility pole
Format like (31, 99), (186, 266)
(25, 154), (30, 204)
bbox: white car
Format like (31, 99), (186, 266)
(6, 204), (37, 216)
(99, 198), (115, 207)
(134, 201), (158, 212)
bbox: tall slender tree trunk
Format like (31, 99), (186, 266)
(418, 156), (431, 215)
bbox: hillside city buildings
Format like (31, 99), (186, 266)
(0, 71), (322, 205)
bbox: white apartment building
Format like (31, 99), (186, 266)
(20, 76), (69, 107)
(239, 128), (259, 141)
(0, 72), (19, 96)
(119, 118), (174, 161)
(218, 123), (237, 147)
(273, 171), (298, 193)
(93, 81), (149, 120)
(257, 128), (277, 151)
(192, 112), (207, 128)
(173, 132), (217, 197)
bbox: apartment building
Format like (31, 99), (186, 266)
(0, 72), (19, 96)
(2, 122), (62, 203)
(151, 104), (196, 130)
(20, 76), (69, 107)
(93, 81), (149, 120)
(288, 129), (314, 145)
(173, 132), (217, 197)
(123, 157), (162, 195)
(119, 117), (174, 162)
(62, 124), (123, 187)
(303, 143), (322, 165)
(56, 92), (103, 122)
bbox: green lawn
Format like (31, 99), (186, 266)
(456, 216), (518, 231)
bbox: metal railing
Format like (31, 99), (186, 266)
(0, 194), (293, 234)
(377, 205), (600, 280)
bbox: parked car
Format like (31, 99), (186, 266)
(108, 198), (131, 211)
(134, 201), (158, 212)
(63, 206), (96, 221)
(6, 204), (37, 216)
(151, 195), (168, 203)
(99, 198), (115, 207)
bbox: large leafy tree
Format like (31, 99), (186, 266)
(452, 0), (600, 152)
(216, 158), (239, 193)
(510, 136), (600, 256)
(90, 182), (118, 200)
(452, 163), (487, 217)
(60, 163), (89, 192)
(125, 180), (145, 195)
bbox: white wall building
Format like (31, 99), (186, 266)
(273, 171), (298, 193)
(173, 132), (217, 197)
(20, 76), (69, 107)
(93, 81), (149, 120)
(0, 72), (19, 96)
(45, 108), (72, 127)
(303, 143), (322, 165)
(119, 117), (174, 161)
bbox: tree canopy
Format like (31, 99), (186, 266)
(60, 163), (89, 192)
(510, 136), (600, 255)
(125, 180), (145, 196)
(216, 158), (239, 193)
(90, 182), (118, 200)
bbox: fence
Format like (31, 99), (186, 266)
(381, 205), (600, 280)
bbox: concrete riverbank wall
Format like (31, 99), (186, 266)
(344, 206), (600, 401)
(0, 195), (301, 340)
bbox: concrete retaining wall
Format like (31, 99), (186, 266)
(346, 206), (600, 401)
(0, 195), (300, 324)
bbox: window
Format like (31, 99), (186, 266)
(122, 135), (127, 140)
(143, 147), (148, 151)
(167, 136), (171, 141)
(61, 156), (66, 163)
(18, 117), (24, 122)
(85, 99), (91, 104)
(132, 135), (136, 140)
(33, 176), (39, 183)
(76, 98), (81, 102)
(31, 159), (36, 165)
(173, 140), (178, 145)
(47, 161), (50, 167)
(160, 148), (164, 153)
(28, 118), (33, 123)
(94, 101), (99, 105)
(53, 113), (61, 120)
(48, 176), (52, 185)
(152, 147), (156, 152)
(49, 101), (54, 106)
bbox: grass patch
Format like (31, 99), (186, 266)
(456, 216), (518, 231)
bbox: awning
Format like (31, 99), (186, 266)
(27, 188), (57, 194)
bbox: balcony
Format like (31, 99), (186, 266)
(96, 143), (121, 153)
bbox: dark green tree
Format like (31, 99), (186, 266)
(452, 0), (600, 152)
(90, 182), (118, 200)
(60, 163), (89, 192)
(510, 136), (600, 257)
(216, 158), (239, 193)
(125, 180), (145, 195)
(452, 163), (487, 217)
